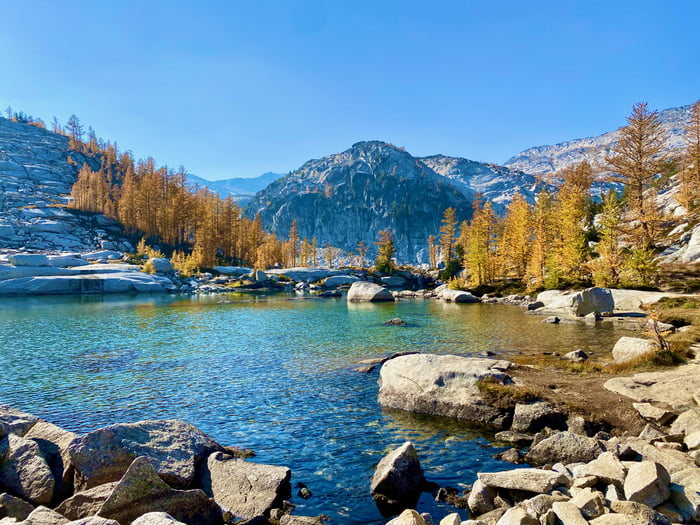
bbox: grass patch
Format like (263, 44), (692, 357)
(605, 347), (685, 374)
(476, 376), (540, 409)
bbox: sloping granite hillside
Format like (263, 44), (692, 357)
(0, 117), (131, 253)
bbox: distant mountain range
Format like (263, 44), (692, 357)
(504, 104), (692, 175)
(245, 141), (543, 262)
(0, 101), (695, 262)
(186, 171), (282, 204)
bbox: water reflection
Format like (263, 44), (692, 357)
(0, 294), (639, 524)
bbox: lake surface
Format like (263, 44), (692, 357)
(0, 293), (636, 523)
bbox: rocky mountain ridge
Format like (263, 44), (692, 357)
(246, 141), (475, 263)
(504, 104), (692, 175)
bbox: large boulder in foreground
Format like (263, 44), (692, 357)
(347, 281), (394, 302)
(370, 441), (425, 517)
(198, 451), (291, 519)
(0, 434), (55, 506)
(68, 419), (223, 490)
(377, 354), (511, 427)
(96, 457), (221, 525)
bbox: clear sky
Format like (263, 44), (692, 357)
(1, 1), (698, 180)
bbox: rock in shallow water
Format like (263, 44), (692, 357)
(370, 441), (425, 517)
(347, 281), (394, 302)
(198, 451), (291, 519)
(377, 354), (511, 427)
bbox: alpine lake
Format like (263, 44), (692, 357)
(0, 292), (639, 523)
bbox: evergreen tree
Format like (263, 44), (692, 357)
(463, 196), (497, 287)
(607, 102), (667, 250)
(590, 190), (624, 287)
(500, 191), (531, 280)
(524, 190), (555, 290)
(374, 229), (396, 274)
(439, 207), (460, 279)
(679, 99), (700, 213)
(356, 240), (368, 269)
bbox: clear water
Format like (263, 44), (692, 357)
(0, 293), (634, 523)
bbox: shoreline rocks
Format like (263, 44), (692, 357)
(0, 406), (303, 525)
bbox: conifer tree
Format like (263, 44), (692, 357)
(462, 196), (497, 287)
(551, 161), (594, 284)
(427, 235), (438, 269)
(590, 190), (624, 287)
(356, 240), (368, 269)
(439, 207), (459, 279)
(524, 190), (555, 290)
(375, 230), (396, 274)
(288, 220), (299, 267)
(607, 102), (667, 250)
(679, 99), (700, 213)
(500, 191), (531, 280)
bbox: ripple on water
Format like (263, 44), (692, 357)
(0, 293), (639, 524)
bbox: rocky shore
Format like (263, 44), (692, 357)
(0, 405), (325, 525)
(368, 351), (700, 524)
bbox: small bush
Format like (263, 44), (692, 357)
(476, 376), (540, 409)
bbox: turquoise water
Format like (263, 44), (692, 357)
(0, 293), (634, 523)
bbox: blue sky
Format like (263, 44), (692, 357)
(1, 1), (698, 180)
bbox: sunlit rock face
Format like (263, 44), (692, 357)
(0, 117), (130, 253)
(246, 141), (473, 263)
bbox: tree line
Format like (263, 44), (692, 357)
(427, 101), (700, 292)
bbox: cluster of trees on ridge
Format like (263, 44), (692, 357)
(409, 101), (700, 292)
(15, 100), (699, 286)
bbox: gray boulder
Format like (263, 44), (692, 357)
(551, 501), (588, 525)
(612, 337), (656, 363)
(25, 421), (78, 504)
(377, 354), (511, 426)
(96, 456), (221, 525)
(0, 435), (55, 507)
(0, 405), (39, 437)
(68, 419), (223, 490)
(477, 468), (569, 493)
(564, 349), (588, 362)
(131, 512), (187, 525)
(0, 492), (35, 521)
(370, 441), (425, 517)
(510, 402), (566, 433)
(571, 487), (606, 520)
(384, 509), (427, 525)
(149, 258), (173, 274)
(536, 287), (614, 317)
(347, 281), (394, 302)
(495, 507), (538, 524)
(577, 451), (627, 489)
(438, 288), (480, 303)
(624, 461), (670, 508)
(467, 478), (496, 515)
(198, 451), (290, 519)
(13, 505), (68, 524)
(608, 501), (672, 525)
(525, 431), (605, 465)
(7, 254), (51, 267)
(323, 275), (359, 287)
(669, 467), (700, 523)
(55, 483), (118, 521)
